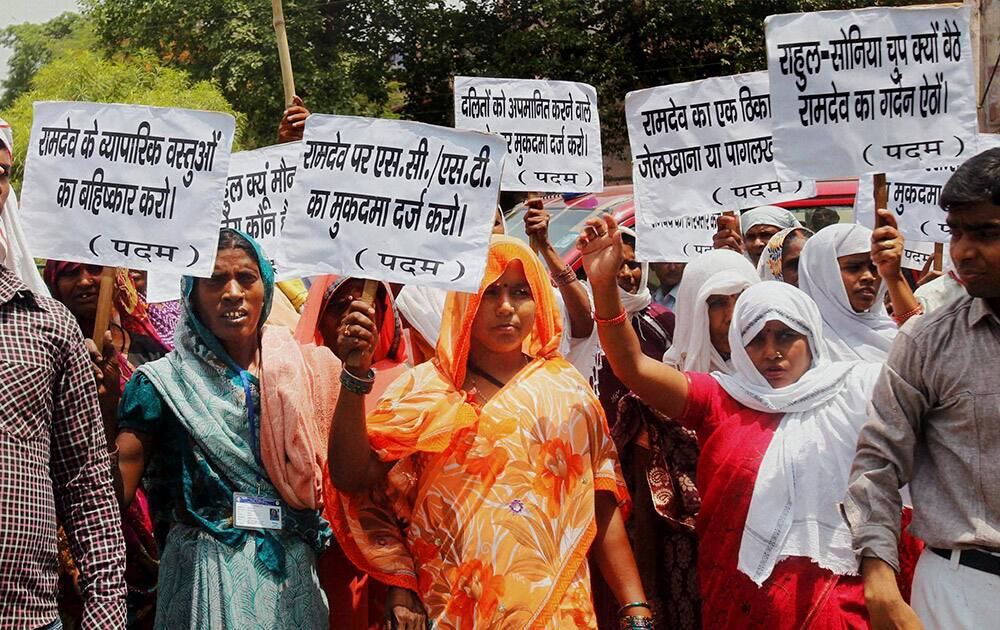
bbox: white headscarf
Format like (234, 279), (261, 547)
(0, 119), (48, 296)
(662, 249), (758, 373)
(797, 223), (895, 362)
(618, 226), (652, 315)
(739, 205), (802, 235)
(712, 282), (880, 585)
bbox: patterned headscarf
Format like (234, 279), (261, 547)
(756, 227), (814, 282)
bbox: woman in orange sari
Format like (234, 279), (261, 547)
(326, 235), (652, 629)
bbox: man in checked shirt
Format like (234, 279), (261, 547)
(0, 120), (126, 628)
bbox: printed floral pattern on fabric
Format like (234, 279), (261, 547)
(326, 235), (630, 629)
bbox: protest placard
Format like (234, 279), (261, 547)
(222, 142), (302, 278)
(278, 115), (507, 293)
(899, 240), (937, 272)
(145, 271), (182, 304)
(979, 133), (1000, 152)
(20, 101), (235, 277)
(626, 71), (815, 223)
(635, 209), (722, 263)
(855, 167), (953, 243)
(454, 76), (602, 193)
(766, 5), (977, 181)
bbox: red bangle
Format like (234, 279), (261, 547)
(892, 304), (923, 326)
(595, 309), (628, 327)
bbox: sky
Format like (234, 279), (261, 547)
(1, 0), (81, 88)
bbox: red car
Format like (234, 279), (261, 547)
(504, 180), (859, 271)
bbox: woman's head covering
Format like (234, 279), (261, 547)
(739, 205), (801, 235)
(0, 119), (49, 296)
(43, 260), (167, 352)
(756, 226), (814, 282)
(437, 234), (562, 387)
(294, 275), (408, 365)
(136, 230), (330, 574)
(714, 282), (852, 409)
(711, 281), (880, 586)
(797, 223), (896, 362)
(617, 226), (652, 315)
(662, 249), (758, 373)
(181, 230), (274, 372)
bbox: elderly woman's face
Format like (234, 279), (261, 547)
(745, 320), (812, 388)
(193, 248), (265, 345)
(471, 260), (536, 354)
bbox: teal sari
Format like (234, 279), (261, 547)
(119, 231), (330, 629)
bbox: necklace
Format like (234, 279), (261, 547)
(467, 363), (506, 389)
(467, 354), (531, 390)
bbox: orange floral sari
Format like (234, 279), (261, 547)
(328, 235), (629, 629)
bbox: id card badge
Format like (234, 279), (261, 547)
(233, 493), (283, 531)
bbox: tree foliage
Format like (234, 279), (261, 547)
(84, 0), (403, 147)
(1, 46), (244, 190)
(5, 0), (928, 164)
(0, 12), (95, 109)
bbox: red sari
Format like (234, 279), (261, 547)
(677, 372), (869, 629)
(293, 275), (411, 630)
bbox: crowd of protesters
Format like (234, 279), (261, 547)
(0, 87), (998, 630)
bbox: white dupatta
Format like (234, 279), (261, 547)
(712, 282), (880, 585)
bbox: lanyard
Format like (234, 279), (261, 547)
(240, 370), (265, 480)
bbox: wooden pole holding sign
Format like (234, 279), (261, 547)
(933, 242), (944, 272)
(271, 0), (296, 107)
(91, 267), (117, 346)
(873, 173), (888, 228)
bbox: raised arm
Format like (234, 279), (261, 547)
(328, 300), (394, 493)
(524, 200), (594, 339)
(872, 208), (921, 322)
(577, 214), (689, 419)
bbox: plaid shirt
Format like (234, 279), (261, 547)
(0, 267), (126, 629)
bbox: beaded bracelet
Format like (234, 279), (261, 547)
(618, 615), (654, 630)
(617, 601), (652, 617)
(595, 309), (628, 327)
(340, 367), (376, 395)
(891, 304), (924, 326)
(550, 265), (578, 288)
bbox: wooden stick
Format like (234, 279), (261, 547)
(271, 0), (296, 108)
(933, 242), (944, 272)
(873, 173), (888, 228)
(345, 279), (380, 370)
(91, 267), (117, 346)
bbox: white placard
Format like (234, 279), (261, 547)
(145, 271), (182, 304)
(855, 166), (955, 243)
(454, 76), (602, 193)
(766, 6), (977, 180)
(900, 240), (936, 272)
(979, 133), (1000, 152)
(626, 71), (815, 222)
(222, 142), (303, 279)
(278, 115), (507, 293)
(20, 101), (235, 277)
